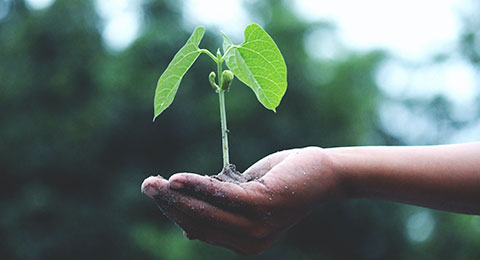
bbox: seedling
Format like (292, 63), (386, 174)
(153, 24), (287, 180)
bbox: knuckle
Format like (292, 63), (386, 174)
(170, 173), (187, 183)
(182, 174), (195, 185)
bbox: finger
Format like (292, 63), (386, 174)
(141, 175), (168, 198)
(165, 189), (256, 233)
(142, 178), (269, 255)
(143, 176), (256, 233)
(243, 150), (293, 179)
(168, 173), (266, 211)
(162, 205), (269, 255)
(143, 176), (273, 255)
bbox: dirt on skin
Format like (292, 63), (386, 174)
(213, 164), (257, 184)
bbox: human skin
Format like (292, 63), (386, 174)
(141, 142), (480, 255)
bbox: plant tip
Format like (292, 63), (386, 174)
(221, 70), (234, 90)
(209, 71), (218, 90)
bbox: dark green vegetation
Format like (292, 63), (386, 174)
(1, 0), (479, 259)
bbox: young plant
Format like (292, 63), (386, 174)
(153, 24), (287, 177)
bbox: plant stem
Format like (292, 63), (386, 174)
(220, 45), (236, 62)
(217, 60), (230, 168)
(200, 49), (218, 62)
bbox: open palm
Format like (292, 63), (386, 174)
(141, 147), (341, 255)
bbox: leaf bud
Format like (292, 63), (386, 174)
(221, 70), (234, 90)
(209, 71), (218, 90)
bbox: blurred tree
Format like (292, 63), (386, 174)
(1, 0), (479, 259)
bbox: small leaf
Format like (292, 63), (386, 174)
(223, 24), (287, 111)
(153, 26), (205, 121)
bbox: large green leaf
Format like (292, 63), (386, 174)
(223, 24), (287, 111)
(153, 26), (205, 121)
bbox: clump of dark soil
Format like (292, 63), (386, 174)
(213, 164), (256, 184)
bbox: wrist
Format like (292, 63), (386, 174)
(301, 146), (353, 201)
(324, 147), (363, 200)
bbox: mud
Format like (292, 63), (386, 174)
(212, 164), (257, 184)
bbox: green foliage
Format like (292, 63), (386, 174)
(154, 23), (287, 119)
(153, 26), (205, 120)
(223, 24), (287, 112)
(152, 24), (288, 167)
(132, 223), (200, 260)
(2, 0), (480, 259)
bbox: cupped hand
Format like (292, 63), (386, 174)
(141, 146), (342, 255)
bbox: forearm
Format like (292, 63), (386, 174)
(326, 143), (480, 214)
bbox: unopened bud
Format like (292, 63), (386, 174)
(209, 71), (218, 90)
(221, 70), (234, 90)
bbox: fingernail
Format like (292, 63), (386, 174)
(142, 184), (157, 198)
(169, 179), (184, 190)
(141, 176), (162, 198)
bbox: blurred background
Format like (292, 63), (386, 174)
(1, 0), (479, 259)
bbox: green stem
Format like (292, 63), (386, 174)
(217, 60), (230, 168)
(220, 45), (236, 62)
(200, 49), (218, 62)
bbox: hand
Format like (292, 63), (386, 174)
(141, 147), (343, 255)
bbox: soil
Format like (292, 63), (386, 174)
(213, 164), (256, 184)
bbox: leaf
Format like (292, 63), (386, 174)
(153, 26), (205, 121)
(223, 24), (287, 112)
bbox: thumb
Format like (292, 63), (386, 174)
(243, 150), (292, 179)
